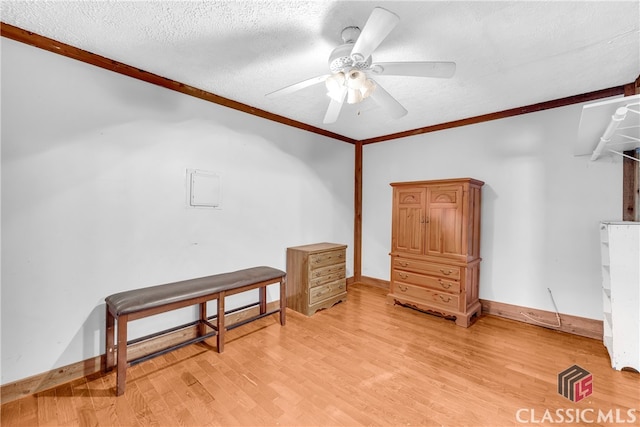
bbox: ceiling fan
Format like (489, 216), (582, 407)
(266, 7), (456, 124)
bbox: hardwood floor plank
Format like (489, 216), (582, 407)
(65, 378), (99, 427)
(3, 284), (639, 426)
(0, 399), (22, 426)
(35, 389), (58, 426)
(66, 377), (91, 424)
(165, 369), (216, 427)
(16, 395), (39, 426)
(158, 388), (199, 426)
(53, 382), (77, 426)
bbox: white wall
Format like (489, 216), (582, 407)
(1, 38), (354, 385)
(362, 104), (622, 321)
(1, 34), (625, 386)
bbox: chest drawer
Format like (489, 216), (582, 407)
(309, 249), (345, 269)
(391, 282), (459, 310)
(393, 258), (461, 280)
(310, 263), (346, 288)
(393, 269), (460, 293)
(309, 279), (346, 305)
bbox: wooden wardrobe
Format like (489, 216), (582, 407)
(388, 178), (484, 327)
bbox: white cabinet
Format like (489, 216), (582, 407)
(599, 222), (640, 372)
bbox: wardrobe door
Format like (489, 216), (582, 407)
(426, 184), (463, 258)
(392, 188), (426, 256)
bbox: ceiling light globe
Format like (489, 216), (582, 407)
(347, 88), (363, 104)
(327, 86), (346, 102)
(360, 79), (376, 99)
(347, 70), (366, 90)
(325, 72), (345, 93)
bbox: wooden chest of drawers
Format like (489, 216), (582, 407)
(388, 178), (483, 327)
(389, 256), (480, 324)
(286, 242), (347, 316)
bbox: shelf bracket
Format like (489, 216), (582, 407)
(591, 107), (629, 161)
(588, 99), (640, 161)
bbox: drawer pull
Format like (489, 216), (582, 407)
(438, 280), (452, 289)
(398, 285), (408, 292)
(440, 269), (453, 276)
(439, 295), (451, 303)
(399, 261), (409, 267)
(398, 273), (408, 279)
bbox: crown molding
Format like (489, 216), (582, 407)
(1, 22), (635, 146)
(360, 86), (628, 145)
(0, 22), (357, 145)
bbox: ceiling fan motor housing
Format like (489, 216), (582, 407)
(328, 43), (372, 73)
(328, 26), (372, 73)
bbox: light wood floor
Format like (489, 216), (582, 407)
(2, 284), (639, 426)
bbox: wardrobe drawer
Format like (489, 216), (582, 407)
(392, 282), (459, 310)
(393, 258), (461, 280)
(392, 269), (460, 293)
(309, 279), (346, 305)
(309, 249), (345, 269)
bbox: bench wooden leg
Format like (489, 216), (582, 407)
(259, 286), (267, 315)
(217, 292), (225, 353)
(116, 314), (128, 396)
(105, 308), (115, 372)
(280, 277), (286, 326)
(199, 302), (207, 337)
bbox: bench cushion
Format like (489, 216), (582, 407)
(105, 266), (285, 316)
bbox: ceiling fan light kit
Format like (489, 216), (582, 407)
(347, 70), (365, 87)
(325, 72), (345, 93)
(342, 70), (375, 104)
(266, 7), (456, 124)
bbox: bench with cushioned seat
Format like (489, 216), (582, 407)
(104, 266), (286, 395)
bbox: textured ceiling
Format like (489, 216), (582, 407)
(1, 1), (639, 141)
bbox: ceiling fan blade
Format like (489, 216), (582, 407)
(369, 80), (407, 119)
(350, 7), (400, 63)
(370, 61), (456, 78)
(266, 74), (330, 98)
(323, 88), (347, 124)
